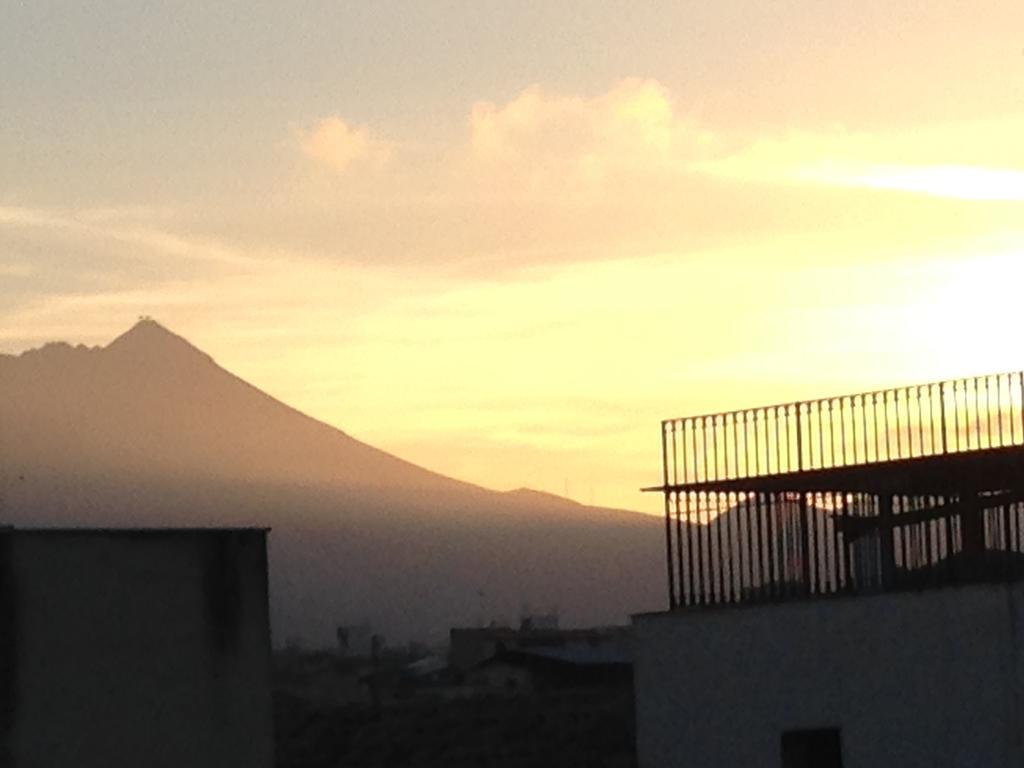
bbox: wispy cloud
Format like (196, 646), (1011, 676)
(695, 115), (1024, 202)
(0, 205), (257, 269)
(806, 165), (1024, 202)
(298, 117), (391, 173)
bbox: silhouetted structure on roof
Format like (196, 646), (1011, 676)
(449, 623), (630, 673)
(645, 371), (1024, 609)
(635, 372), (1024, 768)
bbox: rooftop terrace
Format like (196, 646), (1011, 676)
(648, 371), (1024, 610)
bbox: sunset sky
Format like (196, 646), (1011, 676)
(3, 1), (1024, 512)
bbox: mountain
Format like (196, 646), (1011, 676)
(0, 320), (664, 645)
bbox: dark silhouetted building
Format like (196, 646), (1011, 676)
(636, 372), (1024, 768)
(0, 528), (273, 768)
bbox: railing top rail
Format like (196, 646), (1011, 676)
(661, 370), (1024, 427)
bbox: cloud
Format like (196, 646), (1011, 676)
(805, 165), (1024, 202)
(694, 116), (1024, 201)
(466, 79), (716, 198)
(0, 260), (33, 278)
(299, 117), (390, 173)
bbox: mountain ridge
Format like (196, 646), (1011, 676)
(0, 319), (663, 644)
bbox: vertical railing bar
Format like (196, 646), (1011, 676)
(761, 492), (774, 599)
(690, 418), (699, 484)
(825, 399), (834, 469)
(1018, 371), (1024, 446)
(811, 493), (819, 594)
(921, 387), (929, 460)
(697, 491), (708, 605)
(676, 490), (686, 604)
(736, 492), (745, 600)
(860, 393), (869, 463)
(883, 391), (890, 461)
(1003, 498), (1012, 557)
(972, 377), (980, 451)
(686, 493), (697, 606)
(796, 403), (804, 472)
(842, 493), (849, 592)
(976, 377), (983, 450)
(785, 406), (793, 473)
(1011, 501), (1019, 557)
(749, 410), (757, 479)
(928, 498), (936, 566)
(731, 413), (739, 482)
(849, 396), (857, 465)
(817, 402), (825, 471)
(703, 416), (710, 482)
(835, 493), (843, 593)
(815, 493), (823, 593)
(712, 495), (720, 606)
(741, 415), (749, 481)
(941, 383), (949, 454)
(904, 496), (913, 571)
(837, 492), (846, 592)
(895, 496), (904, 572)
(719, 416), (728, 481)
(905, 388), (914, 458)
(745, 490), (756, 599)
(952, 382), (961, 453)
(709, 415), (717, 483)
(725, 491), (736, 601)
(985, 376), (994, 449)
(998, 375), (1006, 448)
(773, 408), (780, 475)
(839, 397), (848, 466)
(755, 491), (763, 599)
(759, 410), (768, 478)
(784, 405), (791, 473)
(895, 389), (905, 460)
(799, 492), (811, 594)
(832, 398), (841, 468)
(663, 425), (676, 608)
(679, 421), (688, 485)
(868, 393), (878, 463)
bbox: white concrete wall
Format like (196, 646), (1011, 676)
(634, 584), (1024, 768)
(0, 529), (273, 768)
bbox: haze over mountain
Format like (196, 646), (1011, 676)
(0, 320), (663, 644)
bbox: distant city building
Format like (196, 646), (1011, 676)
(467, 646), (632, 695)
(635, 372), (1024, 768)
(449, 622), (630, 673)
(517, 611), (559, 631)
(336, 622), (375, 658)
(0, 528), (273, 768)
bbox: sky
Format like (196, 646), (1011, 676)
(3, 0), (1024, 513)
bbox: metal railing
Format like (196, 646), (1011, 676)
(661, 372), (1024, 489)
(666, 490), (1024, 608)
(656, 372), (1024, 610)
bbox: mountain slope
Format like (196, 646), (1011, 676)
(0, 320), (664, 644)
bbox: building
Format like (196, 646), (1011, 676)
(635, 372), (1024, 768)
(336, 622), (375, 658)
(0, 527), (273, 768)
(449, 620), (630, 673)
(468, 645), (632, 694)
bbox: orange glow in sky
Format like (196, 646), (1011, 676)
(3, 1), (1024, 513)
